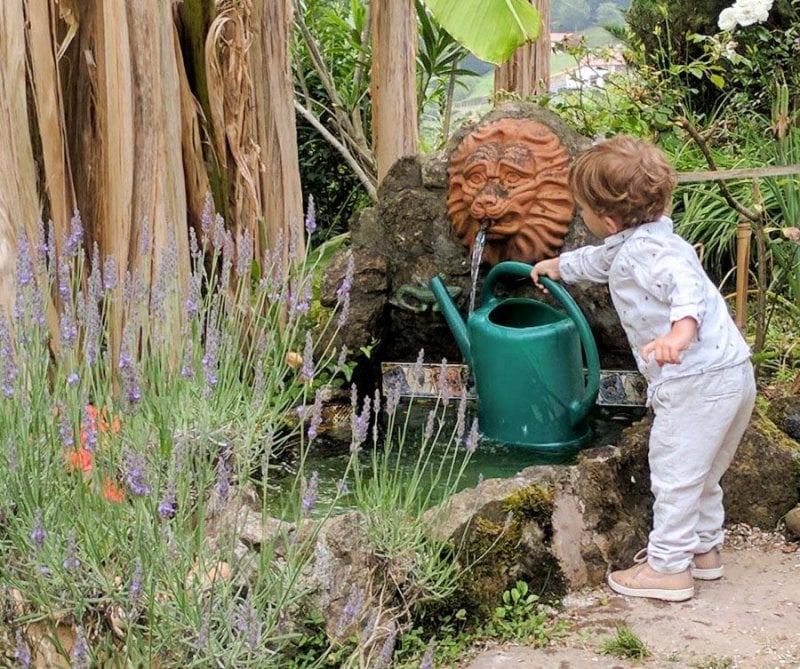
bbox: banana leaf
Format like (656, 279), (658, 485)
(422, 0), (541, 65)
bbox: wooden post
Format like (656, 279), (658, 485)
(371, 0), (419, 184)
(494, 0), (550, 98)
(735, 218), (751, 332)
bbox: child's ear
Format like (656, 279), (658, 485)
(603, 215), (622, 234)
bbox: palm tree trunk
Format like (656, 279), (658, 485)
(494, 0), (550, 97)
(371, 0), (419, 184)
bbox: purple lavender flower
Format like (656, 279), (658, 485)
(34, 219), (48, 274)
(336, 346), (349, 369)
(213, 213), (226, 251)
(420, 640), (435, 669)
(436, 358), (451, 406)
(102, 255), (117, 292)
(305, 195), (317, 235)
(59, 305), (78, 349)
(237, 230), (253, 278)
(221, 231), (234, 291)
(202, 310), (220, 391)
(336, 253), (354, 328)
(201, 193), (214, 239)
(71, 625), (89, 669)
(301, 470), (319, 518)
(464, 418), (480, 453)
(234, 597), (262, 650)
(31, 508), (47, 550)
(185, 272), (201, 320)
(57, 262), (70, 304)
(300, 331), (314, 383)
(122, 363), (143, 408)
(13, 629), (31, 668)
(16, 235), (34, 287)
(307, 389), (324, 442)
(0, 315), (17, 397)
(455, 389), (468, 440)
(413, 349), (425, 387)
(215, 456), (230, 504)
(189, 226), (201, 262)
(336, 586), (364, 634)
(158, 495), (177, 520)
(67, 372), (79, 387)
(423, 410), (436, 440)
(59, 407), (74, 449)
(129, 557), (144, 609)
(337, 479), (350, 496)
(124, 450), (151, 496)
(63, 210), (84, 258)
(371, 623), (397, 669)
(63, 532), (81, 572)
(384, 381), (400, 418)
(82, 406), (97, 452)
(180, 339), (195, 379)
(350, 397), (371, 452)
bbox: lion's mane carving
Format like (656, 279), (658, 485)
(446, 119), (574, 265)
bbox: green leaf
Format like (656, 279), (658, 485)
(422, 0), (541, 65)
(709, 73), (725, 90)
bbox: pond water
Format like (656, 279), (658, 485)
(267, 402), (646, 517)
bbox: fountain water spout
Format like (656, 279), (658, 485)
(468, 219), (491, 314)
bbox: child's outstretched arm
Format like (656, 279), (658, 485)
(641, 316), (698, 366)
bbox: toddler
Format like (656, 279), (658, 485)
(531, 136), (755, 601)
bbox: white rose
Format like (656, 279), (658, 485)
(718, 7), (738, 30)
(732, 0), (773, 25)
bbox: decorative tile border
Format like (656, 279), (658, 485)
(381, 362), (647, 407)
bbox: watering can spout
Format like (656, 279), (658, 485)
(429, 274), (471, 362)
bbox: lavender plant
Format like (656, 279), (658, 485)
(0, 207), (356, 667)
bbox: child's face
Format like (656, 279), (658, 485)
(575, 196), (622, 239)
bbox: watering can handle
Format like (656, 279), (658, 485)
(481, 261), (600, 427)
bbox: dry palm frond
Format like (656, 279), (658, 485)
(25, 0), (77, 257)
(206, 0), (261, 245)
(0, 1), (54, 334)
(172, 10), (214, 240)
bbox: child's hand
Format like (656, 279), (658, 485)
(641, 317), (698, 366)
(530, 258), (561, 292)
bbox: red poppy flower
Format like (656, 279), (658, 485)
(102, 477), (125, 503)
(68, 448), (93, 473)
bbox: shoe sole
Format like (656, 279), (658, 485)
(691, 565), (723, 580)
(607, 573), (694, 602)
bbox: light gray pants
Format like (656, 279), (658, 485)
(647, 361), (756, 573)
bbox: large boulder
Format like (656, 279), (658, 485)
(424, 407), (799, 613)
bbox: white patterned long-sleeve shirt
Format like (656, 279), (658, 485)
(559, 216), (751, 400)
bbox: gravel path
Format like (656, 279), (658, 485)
(464, 528), (800, 669)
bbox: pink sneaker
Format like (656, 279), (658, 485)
(607, 549), (694, 602)
(692, 548), (723, 580)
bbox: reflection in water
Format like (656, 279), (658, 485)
(268, 401), (645, 518)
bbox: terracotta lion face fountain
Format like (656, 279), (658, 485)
(446, 118), (575, 265)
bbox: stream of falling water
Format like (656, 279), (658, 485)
(468, 221), (490, 314)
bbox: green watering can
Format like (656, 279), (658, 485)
(429, 261), (600, 449)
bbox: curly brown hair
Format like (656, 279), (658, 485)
(568, 136), (676, 228)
